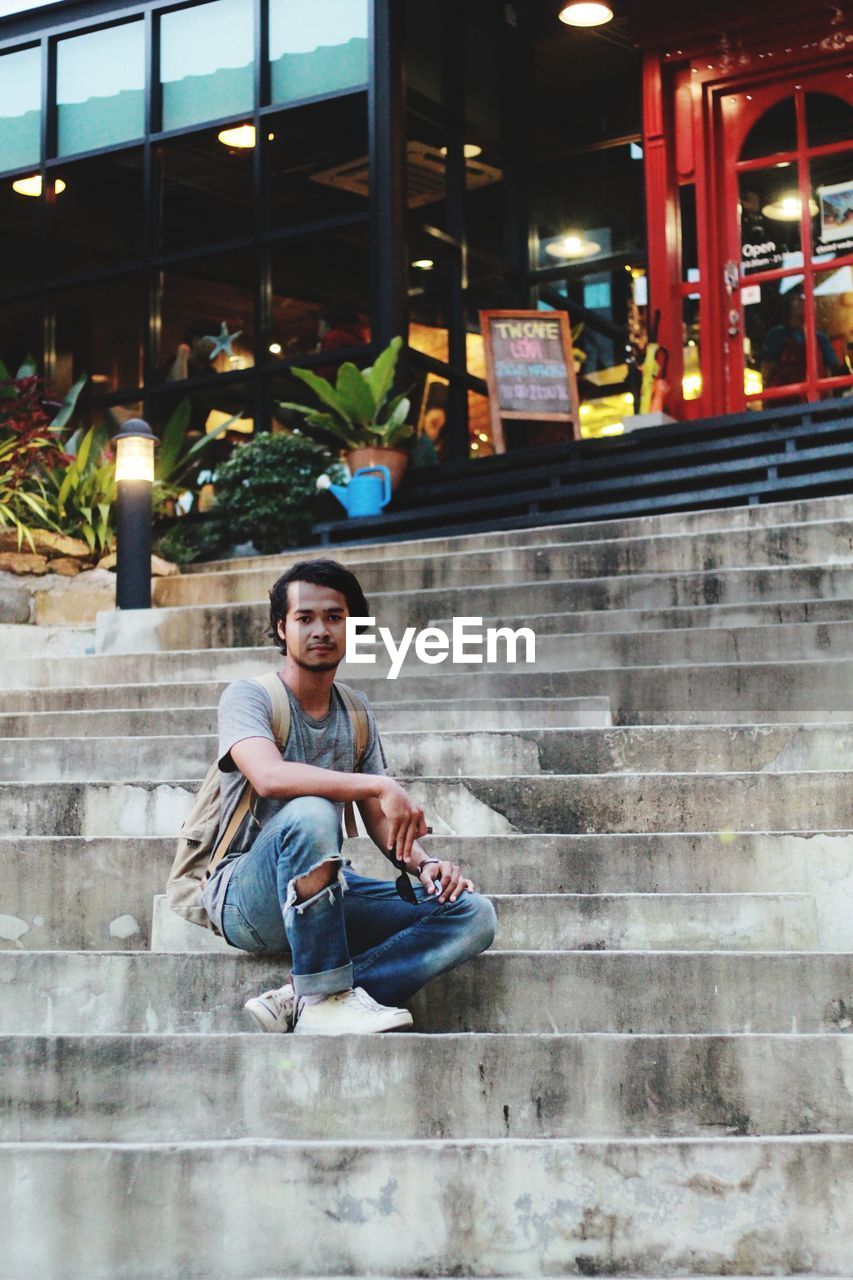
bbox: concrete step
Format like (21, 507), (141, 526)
(149, 891), (819, 955)
(184, 493), (853, 574)
(149, 520), (853, 609)
(0, 697), (613, 740)
(1, 1032), (848, 1142)
(5, 655), (853, 729)
(96, 561), (853, 657)
(3, 831), (849, 951)
(7, 723), (853, 782)
(3, 949), (853, 1035)
(6, 771), (853, 839)
(1, 1135), (851, 1278)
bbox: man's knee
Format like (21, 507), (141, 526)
(451, 891), (497, 955)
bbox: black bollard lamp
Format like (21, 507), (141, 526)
(111, 417), (158, 610)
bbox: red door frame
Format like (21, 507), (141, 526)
(644, 44), (853, 419)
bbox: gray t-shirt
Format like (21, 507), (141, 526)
(201, 676), (388, 934)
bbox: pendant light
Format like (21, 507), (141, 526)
(558, 1), (614, 27)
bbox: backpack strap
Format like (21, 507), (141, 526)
(335, 682), (370, 839)
(204, 673), (291, 881)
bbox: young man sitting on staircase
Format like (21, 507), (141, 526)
(201, 557), (497, 1036)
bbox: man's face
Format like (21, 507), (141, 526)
(277, 581), (348, 672)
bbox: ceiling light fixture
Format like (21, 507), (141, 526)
(217, 123), (256, 149)
(412, 258), (435, 270)
(558, 1), (614, 28)
(762, 193), (819, 220)
(545, 233), (601, 259)
(12, 175), (66, 197)
(439, 143), (483, 159)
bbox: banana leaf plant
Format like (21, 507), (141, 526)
(277, 335), (414, 451)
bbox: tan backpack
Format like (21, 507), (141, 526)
(166, 672), (369, 931)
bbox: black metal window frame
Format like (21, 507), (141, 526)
(0, 0), (391, 436)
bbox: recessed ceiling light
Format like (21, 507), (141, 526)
(269, 342), (282, 355)
(217, 124), (256, 149)
(439, 143), (483, 159)
(412, 259), (435, 270)
(558, 1), (614, 27)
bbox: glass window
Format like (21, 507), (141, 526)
(806, 92), (853, 150)
(811, 149), (853, 261)
(57, 23), (144, 157)
(269, 0), (368, 106)
(0, 47), (40, 174)
(149, 377), (256, 446)
(160, 0), (254, 133)
(739, 97), (797, 162)
(0, 299), (41, 375)
(53, 274), (145, 396)
(0, 179), (45, 298)
(814, 264), (853, 380)
(158, 126), (254, 253)
(739, 165), (803, 275)
(746, 276), (806, 394)
(265, 93), (369, 231)
(268, 227), (370, 362)
(160, 250), (256, 380)
(50, 150), (145, 277)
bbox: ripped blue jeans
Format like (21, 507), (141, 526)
(220, 795), (497, 1004)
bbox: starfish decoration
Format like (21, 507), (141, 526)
(204, 322), (243, 361)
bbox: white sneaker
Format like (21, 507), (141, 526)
(293, 986), (413, 1036)
(244, 982), (296, 1033)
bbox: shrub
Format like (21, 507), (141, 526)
(211, 432), (344, 555)
(154, 519), (229, 566)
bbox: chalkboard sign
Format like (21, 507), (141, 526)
(480, 309), (580, 451)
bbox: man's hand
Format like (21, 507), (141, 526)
(377, 778), (429, 865)
(419, 859), (475, 904)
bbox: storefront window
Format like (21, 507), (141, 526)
(158, 126), (254, 253)
(269, 0), (368, 106)
(0, 299), (41, 373)
(740, 96), (797, 161)
(268, 228), (370, 362)
(806, 92), (853, 150)
(814, 264), (853, 379)
(57, 23), (145, 156)
(160, 250), (256, 380)
(739, 165), (803, 272)
(0, 47), (40, 174)
(53, 273), (145, 396)
(50, 149), (145, 277)
(0, 179), (44, 297)
(160, 0), (254, 133)
(810, 149), (853, 261)
(265, 93), (369, 231)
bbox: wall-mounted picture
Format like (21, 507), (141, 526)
(818, 180), (853, 243)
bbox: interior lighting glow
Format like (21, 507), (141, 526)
(217, 124), (256, 149)
(12, 175), (66, 197)
(558, 1), (614, 26)
(545, 233), (601, 259)
(762, 193), (819, 220)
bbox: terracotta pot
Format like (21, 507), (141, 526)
(345, 446), (409, 491)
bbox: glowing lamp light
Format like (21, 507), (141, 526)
(439, 143), (483, 159)
(762, 193), (819, 220)
(113, 421), (156, 484)
(12, 175), (66, 197)
(599, 422), (625, 436)
(412, 258), (435, 270)
(558, 1), (614, 27)
(268, 342), (283, 355)
(545, 233), (601, 259)
(217, 123), (256, 149)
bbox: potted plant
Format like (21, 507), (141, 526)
(277, 335), (413, 489)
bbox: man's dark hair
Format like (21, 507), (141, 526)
(268, 559), (370, 654)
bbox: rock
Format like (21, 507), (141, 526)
(45, 558), (83, 578)
(0, 583), (30, 624)
(97, 552), (179, 577)
(0, 529), (90, 560)
(0, 552), (49, 576)
(31, 568), (116, 626)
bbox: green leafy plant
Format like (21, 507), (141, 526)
(152, 399), (239, 512)
(154, 518), (229, 566)
(53, 421), (116, 554)
(211, 432), (346, 554)
(0, 360), (86, 550)
(277, 335), (414, 452)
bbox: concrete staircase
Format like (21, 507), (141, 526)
(2, 492), (853, 1278)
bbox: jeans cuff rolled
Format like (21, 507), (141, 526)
(291, 961), (353, 997)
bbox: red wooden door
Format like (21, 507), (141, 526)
(713, 69), (853, 412)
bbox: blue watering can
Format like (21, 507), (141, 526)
(325, 465), (392, 518)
